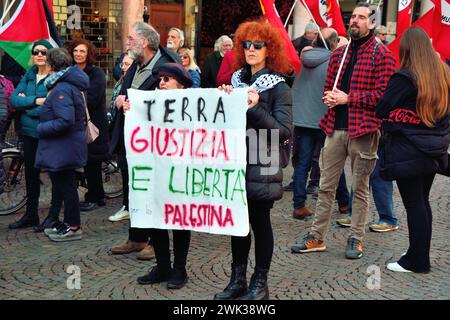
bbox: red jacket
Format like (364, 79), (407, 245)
(320, 35), (396, 139)
(216, 50), (235, 86)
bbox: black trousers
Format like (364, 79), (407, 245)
(231, 200), (274, 271)
(84, 159), (105, 203)
(49, 170), (80, 226)
(117, 153), (129, 210)
(396, 173), (435, 273)
(151, 228), (191, 270)
(22, 135), (40, 219)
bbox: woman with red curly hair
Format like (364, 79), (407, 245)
(214, 18), (293, 300)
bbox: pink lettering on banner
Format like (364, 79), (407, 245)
(389, 108), (422, 125)
(129, 124), (230, 160)
(164, 203), (234, 228)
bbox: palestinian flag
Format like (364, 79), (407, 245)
(0, 0), (63, 70)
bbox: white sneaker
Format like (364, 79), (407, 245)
(387, 262), (412, 273)
(108, 206), (130, 222)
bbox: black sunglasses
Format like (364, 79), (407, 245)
(32, 49), (47, 56)
(179, 54), (189, 59)
(242, 41), (266, 50)
(159, 76), (173, 83)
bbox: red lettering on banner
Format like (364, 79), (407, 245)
(131, 126), (148, 153)
(130, 124), (230, 161)
(163, 203), (235, 228)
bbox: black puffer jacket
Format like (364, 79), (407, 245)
(244, 69), (293, 201)
(377, 70), (450, 181)
(83, 64), (109, 161)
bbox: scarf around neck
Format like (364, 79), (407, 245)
(44, 66), (71, 89)
(231, 68), (285, 93)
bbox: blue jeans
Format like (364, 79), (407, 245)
(348, 148), (397, 226)
(293, 127), (324, 208)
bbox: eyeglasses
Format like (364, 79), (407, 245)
(378, 33), (387, 36)
(159, 76), (173, 83)
(242, 41), (266, 50)
(120, 62), (132, 68)
(32, 49), (47, 56)
(179, 54), (189, 59)
(126, 35), (144, 43)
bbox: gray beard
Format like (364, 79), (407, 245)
(128, 48), (144, 62)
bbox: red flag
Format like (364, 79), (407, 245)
(388, 0), (440, 66)
(433, 0), (450, 63)
(327, 0), (346, 36)
(259, 0), (301, 73)
(302, 0), (328, 28)
(396, 0), (413, 37)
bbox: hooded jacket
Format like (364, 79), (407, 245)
(376, 70), (450, 180)
(292, 47), (331, 128)
(35, 66), (89, 171)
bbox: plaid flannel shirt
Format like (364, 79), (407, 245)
(320, 35), (396, 139)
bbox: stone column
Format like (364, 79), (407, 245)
(122, 0), (144, 50)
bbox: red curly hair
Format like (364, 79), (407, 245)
(233, 18), (292, 75)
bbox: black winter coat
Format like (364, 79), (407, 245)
(82, 64), (109, 161)
(244, 71), (293, 201)
(376, 70), (450, 181)
(109, 47), (179, 156)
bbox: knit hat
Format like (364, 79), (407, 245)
(155, 63), (193, 88)
(31, 39), (53, 52)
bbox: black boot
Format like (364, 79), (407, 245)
(240, 268), (269, 300)
(8, 213), (39, 229)
(214, 263), (247, 300)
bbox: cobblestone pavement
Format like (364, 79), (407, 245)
(1, 167), (449, 300)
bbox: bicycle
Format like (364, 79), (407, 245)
(0, 141), (123, 216)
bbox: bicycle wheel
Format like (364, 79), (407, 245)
(102, 159), (123, 199)
(0, 151), (27, 215)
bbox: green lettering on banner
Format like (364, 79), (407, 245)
(131, 166), (153, 191)
(191, 168), (204, 197)
(211, 168), (222, 198)
(231, 169), (247, 206)
(222, 169), (235, 200)
(203, 167), (213, 197)
(168, 166), (185, 194)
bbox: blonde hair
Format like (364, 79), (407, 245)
(178, 48), (201, 73)
(400, 27), (450, 127)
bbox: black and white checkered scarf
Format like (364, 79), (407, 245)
(231, 68), (285, 93)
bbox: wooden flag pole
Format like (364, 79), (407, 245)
(284, 0), (299, 28)
(300, 0), (328, 50)
(331, 0), (380, 92)
(0, 0), (16, 27)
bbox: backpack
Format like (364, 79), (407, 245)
(0, 76), (12, 135)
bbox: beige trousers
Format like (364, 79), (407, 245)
(312, 130), (379, 241)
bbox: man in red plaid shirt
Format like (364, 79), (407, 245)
(291, 2), (396, 259)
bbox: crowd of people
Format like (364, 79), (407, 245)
(0, 1), (449, 300)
